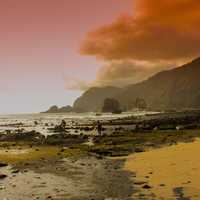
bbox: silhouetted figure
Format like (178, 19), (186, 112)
(96, 121), (103, 136)
(60, 120), (66, 129)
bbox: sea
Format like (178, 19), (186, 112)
(0, 111), (158, 136)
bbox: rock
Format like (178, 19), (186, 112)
(159, 184), (165, 187)
(135, 147), (144, 153)
(0, 130), (45, 143)
(0, 162), (8, 167)
(0, 174), (7, 179)
(24, 162), (30, 166)
(80, 163), (86, 166)
(142, 184), (152, 189)
(11, 169), (20, 174)
(102, 98), (121, 113)
(34, 121), (38, 125)
(45, 133), (87, 145)
(60, 148), (65, 152)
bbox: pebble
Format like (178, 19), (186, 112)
(142, 184), (152, 189)
(12, 169), (20, 174)
(159, 184), (165, 187)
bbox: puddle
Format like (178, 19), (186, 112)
(0, 149), (30, 155)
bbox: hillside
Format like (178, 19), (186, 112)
(117, 57), (200, 110)
(72, 58), (200, 112)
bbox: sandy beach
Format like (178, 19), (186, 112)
(124, 139), (200, 199)
(0, 112), (200, 199)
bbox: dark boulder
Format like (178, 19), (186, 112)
(0, 130), (45, 143)
(0, 162), (8, 167)
(45, 133), (88, 145)
(0, 174), (7, 179)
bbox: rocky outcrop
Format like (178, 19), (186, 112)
(102, 98), (121, 113)
(43, 105), (73, 113)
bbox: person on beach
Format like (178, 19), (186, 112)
(96, 121), (103, 136)
(60, 120), (66, 130)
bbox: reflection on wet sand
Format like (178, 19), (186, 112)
(0, 148), (30, 155)
(124, 139), (200, 199)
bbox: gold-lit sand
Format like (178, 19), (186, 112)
(124, 139), (200, 199)
(0, 146), (60, 164)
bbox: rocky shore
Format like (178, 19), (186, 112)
(0, 111), (200, 199)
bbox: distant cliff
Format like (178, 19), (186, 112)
(73, 57), (200, 111)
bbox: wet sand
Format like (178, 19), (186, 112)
(124, 139), (200, 199)
(0, 153), (134, 200)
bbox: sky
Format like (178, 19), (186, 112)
(1, 0), (200, 114)
(0, 0), (132, 114)
(81, 0), (200, 88)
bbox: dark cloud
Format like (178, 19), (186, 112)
(80, 0), (200, 62)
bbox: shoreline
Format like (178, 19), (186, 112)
(0, 129), (200, 199)
(0, 111), (200, 199)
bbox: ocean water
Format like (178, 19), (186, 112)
(0, 111), (156, 136)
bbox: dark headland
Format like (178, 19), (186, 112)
(45, 57), (200, 113)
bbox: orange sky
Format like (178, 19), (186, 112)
(80, 0), (200, 89)
(1, 0), (200, 114)
(0, 0), (132, 114)
(82, 0), (200, 61)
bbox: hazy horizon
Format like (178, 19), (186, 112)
(0, 0), (132, 114)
